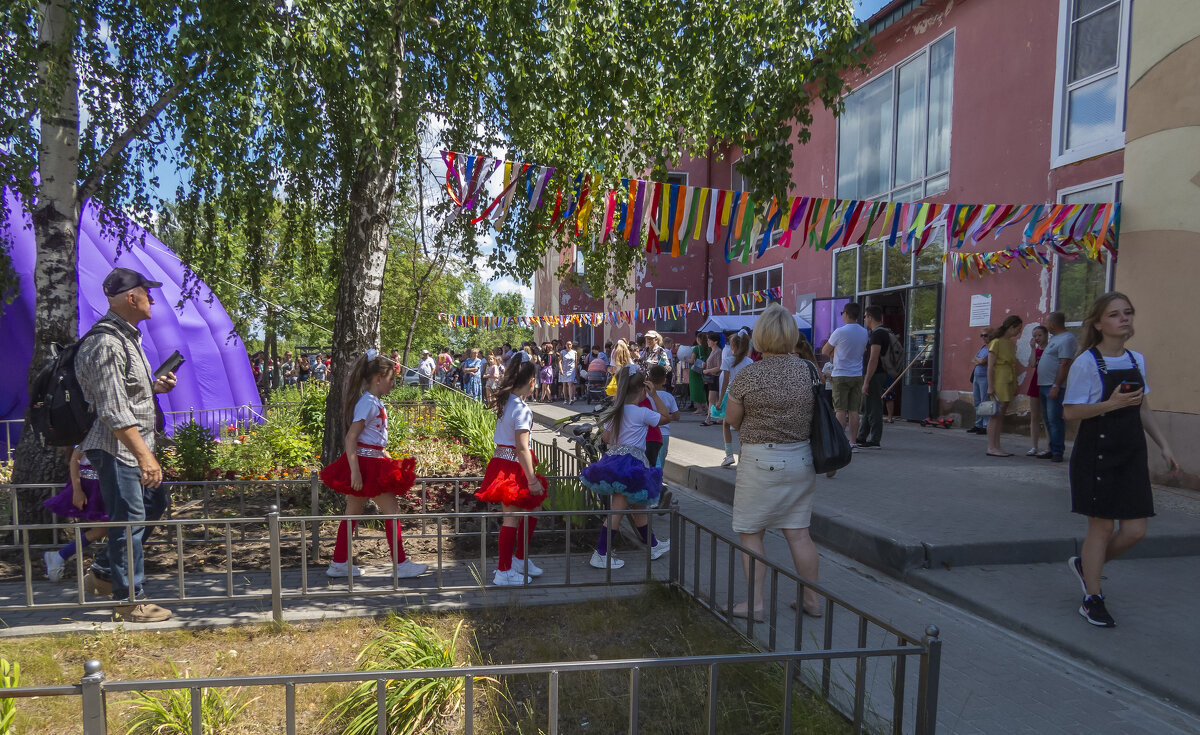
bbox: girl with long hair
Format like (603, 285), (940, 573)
(985, 315), (1023, 456)
(581, 365), (672, 569)
(319, 351), (425, 579)
(719, 330), (753, 467)
(475, 353), (549, 585)
(1063, 292), (1177, 627)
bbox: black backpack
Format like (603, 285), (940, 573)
(26, 322), (119, 447)
(876, 328), (906, 377)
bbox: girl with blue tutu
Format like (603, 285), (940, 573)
(42, 447), (108, 581)
(582, 364), (672, 569)
(475, 352), (549, 585)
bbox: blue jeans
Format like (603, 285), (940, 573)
(972, 376), (990, 428)
(1039, 386), (1066, 456)
(88, 451), (167, 600)
(466, 380), (482, 401)
(654, 436), (670, 469)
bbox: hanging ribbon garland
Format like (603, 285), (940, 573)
(439, 287), (783, 330)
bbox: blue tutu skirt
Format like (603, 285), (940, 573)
(43, 478), (108, 522)
(581, 453), (663, 505)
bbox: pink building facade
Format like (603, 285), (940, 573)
(535, 0), (1129, 422)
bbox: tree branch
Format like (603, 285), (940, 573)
(76, 54), (211, 204)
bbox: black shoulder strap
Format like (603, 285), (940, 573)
(1089, 347), (1106, 378)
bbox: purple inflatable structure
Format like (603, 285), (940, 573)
(1, 188), (261, 452)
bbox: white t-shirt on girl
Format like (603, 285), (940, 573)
(608, 405), (662, 448)
(352, 392), (388, 447)
(654, 389), (679, 438)
(1064, 349), (1149, 406)
(494, 394), (533, 446)
(726, 356), (752, 385)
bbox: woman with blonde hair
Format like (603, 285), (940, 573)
(725, 304), (822, 618)
(1063, 292), (1176, 627)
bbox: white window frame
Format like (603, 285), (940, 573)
(726, 264), (782, 315)
(654, 288), (688, 334)
(1050, 0), (1131, 168)
(829, 223), (947, 297)
(835, 29), (956, 202)
(732, 156), (783, 253)
(1051, 176), (1121, 324)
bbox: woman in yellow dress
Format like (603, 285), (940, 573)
(986, 315), (1024, 456)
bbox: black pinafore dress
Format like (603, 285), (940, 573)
(1069, 349), (1154, 520)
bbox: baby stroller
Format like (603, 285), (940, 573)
(586, 369), (608, 404)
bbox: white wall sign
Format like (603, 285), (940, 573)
(969, 294), (992, 327)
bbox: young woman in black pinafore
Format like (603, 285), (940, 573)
(1062, 292), (1178, 628)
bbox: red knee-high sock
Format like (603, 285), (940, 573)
(332, 520), (359, 564)
(497, 525), (517, 571)
(382, 518), (407, 564)
(515, 517), (538, 560)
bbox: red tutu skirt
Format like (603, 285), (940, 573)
(476, 456), (548, 510)
(320, 453), (417, 498)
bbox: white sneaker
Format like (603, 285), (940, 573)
(493, 568), (526, 586)
(650, 538), (671, 561)
(720, 455), (736, 468)
(589, 551), (625, 570)
(44, 550), (65, 582)
(325, 561), (363, 578)
(512, 557), (544, 576)
(393, 559), (428, 578)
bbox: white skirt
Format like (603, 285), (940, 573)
(732, 441), (816, 534)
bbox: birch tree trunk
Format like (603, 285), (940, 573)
(11, 0), (79, 490)
(320, 25), (406, 465)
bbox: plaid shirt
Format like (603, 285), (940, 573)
(76, 311), (158, 466)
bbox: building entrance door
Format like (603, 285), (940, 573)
(863, 283), (942, 421)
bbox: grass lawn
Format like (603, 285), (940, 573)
(2, 585), (850, 734)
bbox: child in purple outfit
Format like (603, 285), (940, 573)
(42, 447), (108, 581)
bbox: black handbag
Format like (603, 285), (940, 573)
(803, 360), (853, 474)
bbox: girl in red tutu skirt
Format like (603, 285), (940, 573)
(476, 352), (548, 585)
(319, 350), (426, 580)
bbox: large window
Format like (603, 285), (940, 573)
(655, 289), (687, 334)
(831, 227), (946, 298)
(727, 266), (782, 315)
(1052, 0), (1130, 166)
(1054, 179), (1120, 324)
(838, 33), (955, 201)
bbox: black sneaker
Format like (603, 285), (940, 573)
(859, 441), (881, 449)
(1079, 595), (1115, 628)
(1068, 556), (1088, 596)
(1051, 454), (1063, 463)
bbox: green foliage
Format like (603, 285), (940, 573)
(172, 421), (218, 481)
(0, 658), (18, 735)
(124, 663), (256, 735)
(326, 616), (470, 735)
(430, 390), (496, 462)
(296, 381), (331, 442)
(446, 282), (533, 354)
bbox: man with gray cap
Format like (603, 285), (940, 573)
(418, 349), (436, 391)
(76, 267), (179, 623)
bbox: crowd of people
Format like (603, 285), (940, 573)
(42, 265), (1176, 632)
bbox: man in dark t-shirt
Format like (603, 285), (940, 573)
(857, 305), (891, 448)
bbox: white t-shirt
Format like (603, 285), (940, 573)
(654, 389), (679, 437)
(720, 344), (734, 371)
(494, 394), (533, 446)
(1064, 349), (1148, 406)
(352, 392), (388, 447)
(559, 350), (577, 379)
(609, 404), (661, 448)
(418, 356), (435, 377)
(726, 355), (752, 386)
(827, 323), (869, 377)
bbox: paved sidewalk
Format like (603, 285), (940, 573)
(531, 400), (1200, 724)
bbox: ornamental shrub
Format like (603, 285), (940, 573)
(172, 421), (218, 481)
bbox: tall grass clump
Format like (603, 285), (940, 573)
(431, 390), (495, 461)
(0, 658), (18, 735)
(326, 616), (472, 735)
(123, 662), (256, 735)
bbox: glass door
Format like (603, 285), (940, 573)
(900, 283), (942, 420)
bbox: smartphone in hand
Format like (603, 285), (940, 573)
(154, 350), (185, 380)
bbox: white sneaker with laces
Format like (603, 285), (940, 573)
(649, 538), (671, 560)
(44, 550), (65, 582)
(589, 551), (625, 570)
(720, 455), (736, 468)
(493, 568), (526, 586)
(325, 561), (363, 578)
(512, 557), (543, 576)
(393, 559), (428, 578)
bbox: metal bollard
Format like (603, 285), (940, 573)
(268, 506), (283, 624)
(80, 660), (108, 735)
(916, 624), (942, 735)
